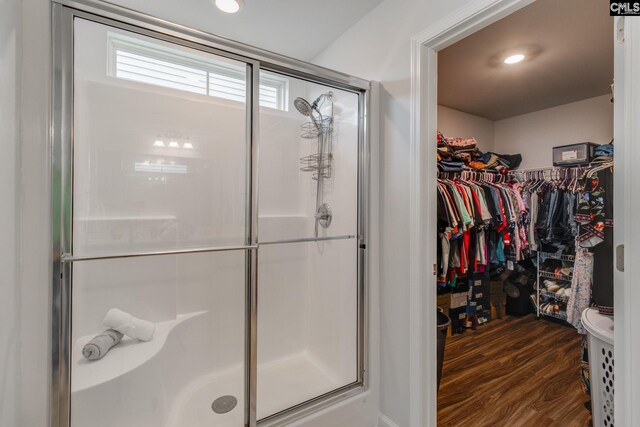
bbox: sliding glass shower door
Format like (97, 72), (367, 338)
(257, 74), (361, 421)
(53, 7), (367, 427)
(70, 19), (250, 427)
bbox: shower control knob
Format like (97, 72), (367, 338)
(316, 203), (332, 228)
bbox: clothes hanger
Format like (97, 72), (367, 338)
(586, 161), (614, 178)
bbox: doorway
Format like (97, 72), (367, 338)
(409, 0), (623, 425)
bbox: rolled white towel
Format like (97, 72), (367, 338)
(82, 329), (123, 361)
(103, 308), (155, 341)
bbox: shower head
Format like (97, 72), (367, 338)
(294, 97), (314, 117)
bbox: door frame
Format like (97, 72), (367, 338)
(408, 1), (631, 426)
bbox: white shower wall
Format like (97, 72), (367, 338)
(258, 82), (359, 242)
(69, 17), (361, 426)
(256, 76), (360, 418)
(72, 18), (249, 338)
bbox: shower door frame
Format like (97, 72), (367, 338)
(50, 2), (371, 427)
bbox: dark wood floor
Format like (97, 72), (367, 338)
(437, 314), (592, 427)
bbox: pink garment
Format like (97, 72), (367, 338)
(445, 137), (477, 148)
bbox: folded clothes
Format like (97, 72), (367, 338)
(82, 329), (123, 361)
(445, 137), (477, 149)
(450, 146), (479, 153)
(453, 152), (472, 162)
(479, 152), (523, 170)
(437, 147), (452, 159)
(497, 157), (510, 167)
(440, 160), (465, 166)
(438, 162), (464, 172)
(468, 161), (486, 170)
(594, 144), (613, 157)
(451, 148), (480, 156)
(493, 152), (522, 169)
(103, 308), (156, 341)
(484, 153), (499, 169)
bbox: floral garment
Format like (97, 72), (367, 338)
(566, 247), (593, 335)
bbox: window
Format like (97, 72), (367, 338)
(108, 33), (288, 110)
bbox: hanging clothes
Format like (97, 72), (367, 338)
(436, 172), (528, 287)
(566, 248), (594, 334)
(575, 166), (614, 315)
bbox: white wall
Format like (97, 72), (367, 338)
(6, 4), (368, 425)
(438, 105), (495, 151)
(19, 0), (51, 424)
(8, 0), (474, 425)
(0, 0), (22, 425)
(494, 94), (613, 169)
(312, 1), (469, 425)
(439, 95), (613, 169)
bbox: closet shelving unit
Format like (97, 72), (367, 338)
(536, 251), (575, 321)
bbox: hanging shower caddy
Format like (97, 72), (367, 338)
(294, 92), (334, 236)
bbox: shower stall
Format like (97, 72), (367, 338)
(50, 3), (369, 427)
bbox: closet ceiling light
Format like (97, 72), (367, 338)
(504, 54), (525, 65)
(214, 0), (244, 14)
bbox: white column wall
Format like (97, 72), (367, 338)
(312, 1), (469, 425)
(0, 0), (22, 425)
(19, 0), (52, 425)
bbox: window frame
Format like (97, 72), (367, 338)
(107, 32), (289, 110)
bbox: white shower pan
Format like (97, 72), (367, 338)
(71, 311), (344, 427)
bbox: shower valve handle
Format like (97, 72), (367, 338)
(315, 203), (332, 228)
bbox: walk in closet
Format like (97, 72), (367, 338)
(434, 1), (614, 426)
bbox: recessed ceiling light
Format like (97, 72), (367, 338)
(214, 0), (244, 14)
(168, 141), (180, 148)
(153, 140), (165, 147)
(504, 54), (525, 65)
(183, 142), (194, 149)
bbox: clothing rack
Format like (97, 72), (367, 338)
(509, 162), (612, 180)
(437, 167), (508, 183)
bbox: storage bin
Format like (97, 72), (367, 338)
(552, 142), (598, 166)
(582, 308), (614, 427)
(450, 292), (468, 309)
(437, 293), (452, 313)
(449, 307), (467, 334)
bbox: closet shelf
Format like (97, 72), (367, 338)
(537, 246), (575, 323)
(537, 252), (575, 262)
(538, 271), (572, 281)
(539, 289), (570, 302)
(540, 310), (568, 321)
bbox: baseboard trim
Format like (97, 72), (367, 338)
(378, 414), (400, 427)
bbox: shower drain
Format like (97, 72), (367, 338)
(212, 395), (238, 414)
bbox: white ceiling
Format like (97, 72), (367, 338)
(103, 0), (384, 60)
(438, 0), (614, 121)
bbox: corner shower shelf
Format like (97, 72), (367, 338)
(72, 310), (206, 393)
